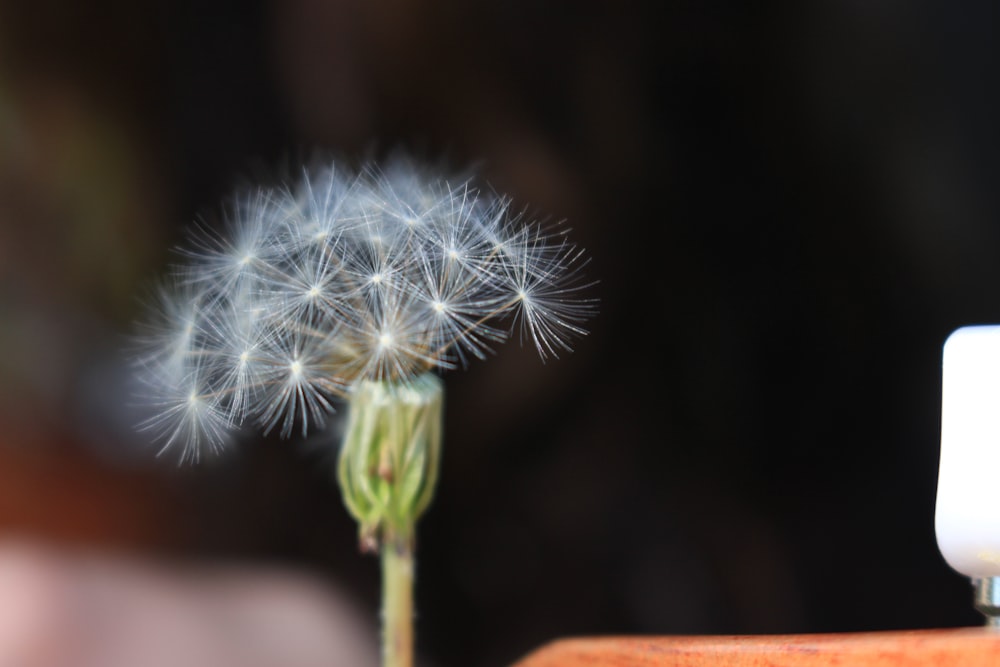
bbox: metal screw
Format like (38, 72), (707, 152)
(974, 577), (1000, 626)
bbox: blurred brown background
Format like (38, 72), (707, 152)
(0, 0), (995, 665)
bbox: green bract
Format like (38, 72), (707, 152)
(338, 373), (443, 551)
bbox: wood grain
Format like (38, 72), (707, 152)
(513, 629), (1000, 667)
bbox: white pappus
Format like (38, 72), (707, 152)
(133, 159), (596, 462)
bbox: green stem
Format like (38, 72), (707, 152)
(382, 532), (415, 667)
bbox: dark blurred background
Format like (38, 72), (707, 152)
(0, 0), (996, 665)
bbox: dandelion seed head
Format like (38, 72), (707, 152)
(133, 157), (595, 458)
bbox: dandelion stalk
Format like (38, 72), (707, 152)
(382, 537), (415, 667)
(132, 158), (595, 664)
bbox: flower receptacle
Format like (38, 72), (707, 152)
(337, 373), (444, 552)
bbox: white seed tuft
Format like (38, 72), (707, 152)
(134, 158), (596, 459)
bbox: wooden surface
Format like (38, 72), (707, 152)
(513, 628), (1000, 666)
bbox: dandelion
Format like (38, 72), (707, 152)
(133, 158), (596, 667)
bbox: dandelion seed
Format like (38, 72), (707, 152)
(136, 358), (232, 463)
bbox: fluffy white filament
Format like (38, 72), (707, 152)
(135, 159), (595, 457)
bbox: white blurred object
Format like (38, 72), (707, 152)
(936, 325), (1000, 624)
